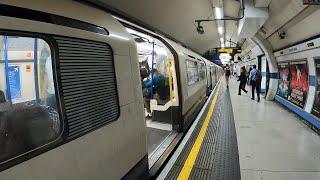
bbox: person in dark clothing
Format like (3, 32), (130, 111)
(237, 66), (248, 95)
(255, 69), (262, 102)
(225, 64), (231, 88)
(0, 90), (6, 103)
(247, 67), (253, 85)
(143, 69), (168, 102)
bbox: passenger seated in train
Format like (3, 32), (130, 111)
(0, 90), (6, 103)
(0, 103), (57, 162)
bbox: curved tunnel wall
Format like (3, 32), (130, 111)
(273, 36), (320, 129)
(241, 33), (320, 130)
(252, 33), (279, 101)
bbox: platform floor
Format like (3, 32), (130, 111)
(158, 80), (240, 180)
(147, 127), (171, 154)
(229, 77), (320, 180)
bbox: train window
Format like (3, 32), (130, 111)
(186, 60), (199, 85)
(0, 35), (60, 163)
(53, 36), (119, 139)
(198, 63), (206, 80)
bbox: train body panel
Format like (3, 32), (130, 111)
(0, 1), (147, 179)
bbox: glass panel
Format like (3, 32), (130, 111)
(153, 51), (170, 104)
(186, 60), (199, 85)
(0, 36), (61, 163)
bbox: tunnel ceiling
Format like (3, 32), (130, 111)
(83, 0), (241, 54)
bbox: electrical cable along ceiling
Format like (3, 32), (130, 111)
(81, 0), (242, 54)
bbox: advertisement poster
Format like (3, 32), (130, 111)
(288, 61), (309, 108)
(277, 63), (290, 99)
(8, 65), (22, 100)
(311, 58), (320, 118)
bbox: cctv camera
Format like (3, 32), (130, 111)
(196, 21), (205, 34)
(278, 31), (286, 39)
(197, 25), (205, 34)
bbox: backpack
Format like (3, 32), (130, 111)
(256, 70), (262, 81)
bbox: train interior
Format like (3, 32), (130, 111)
(126, 28), (179, 167)
(0, 35), (60, 162)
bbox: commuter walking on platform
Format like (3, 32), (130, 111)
(249, 65), (258, 100)
(225, 64), (231, 88)
(237, 66), (248, 95)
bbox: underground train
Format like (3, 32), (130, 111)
(0, 1), (223, 179)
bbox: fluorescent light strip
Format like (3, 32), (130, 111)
(215, 7), (222, 19)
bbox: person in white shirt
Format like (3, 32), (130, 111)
(40, 49), (56, 109)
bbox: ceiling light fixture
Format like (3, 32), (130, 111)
(215, 7), (222, 19)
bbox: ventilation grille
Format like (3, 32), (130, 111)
(54, 36), (119, 140)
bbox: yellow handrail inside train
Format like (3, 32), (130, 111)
(168, 58), (174, 101)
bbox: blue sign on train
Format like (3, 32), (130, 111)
(8, 65), (21, 100)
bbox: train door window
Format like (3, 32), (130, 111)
(0, 35), (61, 164)
(186, 60), (199, 85)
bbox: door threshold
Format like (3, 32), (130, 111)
(148, 131), (177, 168)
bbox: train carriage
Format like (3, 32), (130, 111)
(0, 1), (223, 179)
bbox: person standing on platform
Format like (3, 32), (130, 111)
(249, 65), (258, 100)
(225, 64), (231, 88)
(40, 49), (56, 109)
(255, 69), (262, 102)
(237, 66), (248, 95)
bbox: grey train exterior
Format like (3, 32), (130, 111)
(0, 1), (223, 179)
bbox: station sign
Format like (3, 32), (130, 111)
(303, 0), (320, 5)
(217, 48), (241, 54)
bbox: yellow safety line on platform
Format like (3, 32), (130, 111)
(177, 82), (221, 180)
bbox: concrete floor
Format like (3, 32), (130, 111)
(228, 77), (320, 180)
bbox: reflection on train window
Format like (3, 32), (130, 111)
(186, 60), (200, 85)
(0, 36), (60, 163)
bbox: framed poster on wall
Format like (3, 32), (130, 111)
(288, 61), (309, 108)
(311, 58), (320, 118)
(277, 62), (290, 99)
(8, 65), (22, 100)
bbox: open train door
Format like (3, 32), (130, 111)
(126, 27), (180, 169)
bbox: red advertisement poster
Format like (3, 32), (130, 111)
(288, 61), (309, 108)
(277, 63), (290, 99)
(311, 58), (320, 118)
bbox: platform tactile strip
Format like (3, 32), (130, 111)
(165, 84), (240, 180)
